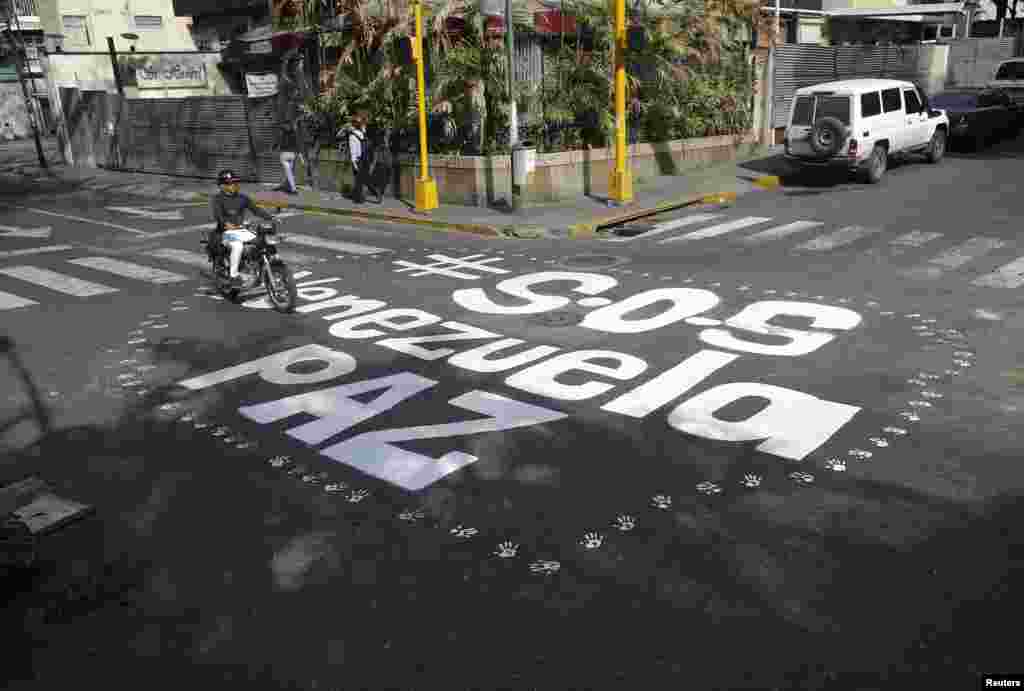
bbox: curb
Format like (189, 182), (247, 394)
(188, 190), (507, 238)
(565, 188), (737, 239)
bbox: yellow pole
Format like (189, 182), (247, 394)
(414, 0), (439, 211)
(610, 0), (632, 203)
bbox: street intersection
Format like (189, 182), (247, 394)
(2, 142), (1023, 689)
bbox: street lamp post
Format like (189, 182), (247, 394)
(609, 0), (632, 204)
(413, 0), (439, 211)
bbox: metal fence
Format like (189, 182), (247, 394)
(113, 95), (286, 183)
(946, 37), (1017, 88)
(772, 43), (940, 128)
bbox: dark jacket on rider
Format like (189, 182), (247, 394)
(211, 192), (273, 233)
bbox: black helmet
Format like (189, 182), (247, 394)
(218, 170), (240, 185)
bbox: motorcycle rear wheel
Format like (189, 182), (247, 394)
(265, 262), (297, 313)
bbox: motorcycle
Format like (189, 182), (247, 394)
(200, 221), (298, 313)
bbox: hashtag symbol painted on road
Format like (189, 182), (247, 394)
(392, 254), (510, 280)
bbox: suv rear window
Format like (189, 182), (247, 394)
(791, 96), (814, 125)
(815, 95), (851, 124)
(791, 94), (851, 126)
(861, 92), (882, 117)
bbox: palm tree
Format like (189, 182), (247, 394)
(428, 0), (533, 153)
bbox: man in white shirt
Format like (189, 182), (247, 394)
(348, 112), (381, 204)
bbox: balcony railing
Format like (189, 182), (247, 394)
(10, 0), (38, 17)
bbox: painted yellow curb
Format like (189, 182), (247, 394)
(700, 191), (739, 203)
(566, 189), (732, 238)
(753, 175), (781, 190)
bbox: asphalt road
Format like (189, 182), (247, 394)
(2, 136), (1023, 690)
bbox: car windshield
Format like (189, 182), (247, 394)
(791, 94), (851, 126)
(932, 92), (978, 109)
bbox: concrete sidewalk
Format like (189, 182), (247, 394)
(0, 137), (779, 239)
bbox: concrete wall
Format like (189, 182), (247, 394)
(0, 83), (32, 140)
(47, 52), (234, 96)
(60, 87), (121, 167)
(296, 134), (761, 207)
(49, 0), (196, 52)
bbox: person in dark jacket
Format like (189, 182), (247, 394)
(348, 111), (381, 204)
(210, 169), (275, 287)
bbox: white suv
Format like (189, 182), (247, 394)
(783, 78), (949, 184)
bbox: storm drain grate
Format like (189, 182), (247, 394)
(559, 254), (628, 269)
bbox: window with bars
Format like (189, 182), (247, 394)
(135, 15), (163, 29)
(62, 15), (90, 46)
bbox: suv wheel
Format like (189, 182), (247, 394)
(864, 145), (887, 184)
(927, 129), (947, 163)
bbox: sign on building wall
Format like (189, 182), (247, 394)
(246, 72), (279, 98)
(120, 55), (209, 89)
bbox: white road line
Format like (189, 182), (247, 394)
(285, 233), (391, 255)
(68, 257), (190, 284)
(276, 250), (329, 265)
(890, 231), (943, 247)
(660, 216), (773, 243)
(925, 237), (1006, 268)
(605, 213), (724, 243)
(0, 265), (119, 297)
(0, 244), (74, 259)
(972, 256), (1024, 289)
(794, 225), (883, 251)
(904, 237), (1007, 279)
(147, 248), (209, 268)
(138, 222), (216, 239)
(17, 207), (148, 236)
(0, 290), (37, 310)
(0, 224), (52, 239)
(740, 220), (824, 244)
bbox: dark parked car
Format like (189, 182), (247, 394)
(931, 88), (1022, 150)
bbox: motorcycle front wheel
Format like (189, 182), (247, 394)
(265, 262), (297, 313)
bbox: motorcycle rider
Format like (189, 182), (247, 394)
(211, 170), (276, 287)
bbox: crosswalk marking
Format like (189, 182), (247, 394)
(284, 233), (391, 255)
(0, 265), (119, 297)
(659, 217), (773, 243)
(925, 237), (1006, 269)
(605, 214), (724, 243)
(0, 289), (37, 310)
(903, 237), (1007, 279)
(275, 250), (329, 265)
(890, 231), (943, 247)
(794, 226), (883, 251)
(147, 248), (209, 268)
(0, 244), (74, 259)
(972, 256), (1024, 289)
(17, 206), (148, 236)
(68, 257), (190, 284)
(740, 220), (824, 244)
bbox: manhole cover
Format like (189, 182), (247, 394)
(531, 311), (584, 327)
(560, 254), (627, 269)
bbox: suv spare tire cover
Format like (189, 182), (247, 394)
(809, 117), (846, 157)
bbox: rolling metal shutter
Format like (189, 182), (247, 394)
(773, 44), (935, 127)
(115, 95), (286, 183)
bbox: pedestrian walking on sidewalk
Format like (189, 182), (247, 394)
(345, 111), (381, 204)
(276, 121), (302, 195)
